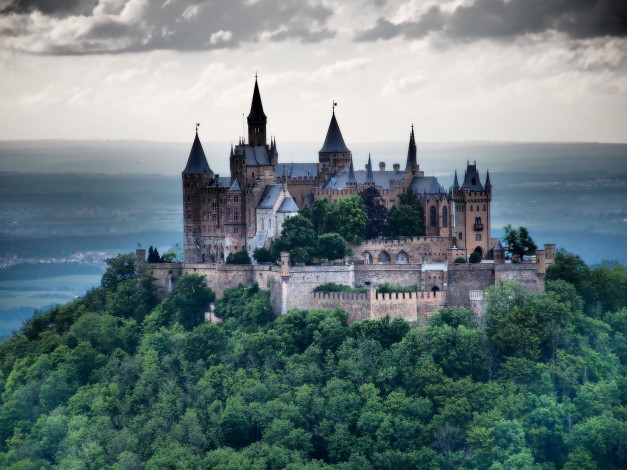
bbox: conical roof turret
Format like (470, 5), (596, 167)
(183, 130), (211, 174)
(485, 170), (492, 188)
(365, 153), (375, 184)
(347, 154), (357, 184)
(248, 77), (266, 119)
(453, 170), (459, 189)
(319, 108), (350, 154)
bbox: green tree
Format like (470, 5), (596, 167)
(384, 204), (424, 237)
(503, 225), (537, 261)
(145, 273), (215, 331)
(324, 196), (369, 244)
(101, 253), (136, 291)
(359, 186), (389, 239)
(311, 198), (332, 234)
(316, 233), (348, 261)
(252, 247), (273, 263)
(269, 214), (318, 261)
(225, 250), (251, 265)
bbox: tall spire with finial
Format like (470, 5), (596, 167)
(247, 75), (267, 146)
(365, 153), (375, 184)
(453, 169), (459, 189)
(485, 170), (492, 188)
(347, 154), (357, 185)
(405, 124), (418, 175)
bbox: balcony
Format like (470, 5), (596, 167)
(474, 222), (484, 231)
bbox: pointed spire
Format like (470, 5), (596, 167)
(365, 153), (375, 184)
(453, 170), (459, 189)
(319, 110), (350, 153)
(183, 130), (211, 174)
(229, 144), (234, 159)
(272, 136), (278, 157)
(485, 170), (492, 188)
(247, 76), (266, 119)
(405, 124), (417, 173)
(347, 154), (357, 184)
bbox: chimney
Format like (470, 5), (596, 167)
(379, 162), (386, 171)
(393, 163), (400, 172)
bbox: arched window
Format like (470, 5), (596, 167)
(442, 206), (448, 227)
(396, 251), (409, 264)
(430, 206), (437, 227)
(378, 251), (391, 264)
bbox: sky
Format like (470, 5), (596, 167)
(0, 0), (626, 145)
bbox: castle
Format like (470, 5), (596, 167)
(143, 77), (554, 322)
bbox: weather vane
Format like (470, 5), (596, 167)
(333, 100), (337, 113)
(196, 122), (200, 132)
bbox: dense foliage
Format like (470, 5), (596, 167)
(225, 250), (251, 265)
(503, 225), (537, 261)
(1, 253), (626, 469)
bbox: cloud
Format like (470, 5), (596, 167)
(0, 0), (335, 54)
(356, 0), (627, 42)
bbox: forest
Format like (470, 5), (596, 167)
(0, 249), (625, 469)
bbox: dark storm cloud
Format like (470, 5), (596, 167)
(356, 0), (627, 42)
(1, 0), (96, 16)
(0, 0), (335, 54)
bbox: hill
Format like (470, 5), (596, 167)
(0, 251), (625, 469)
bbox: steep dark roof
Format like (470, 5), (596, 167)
(248, 78), (266, 119)
(239, 145), (271, 166)
(277, 196), (299, 213)
(322, 168), (404, 190)
(257, 184), (283, 209)
(461, 163), (485, 191)
(453, 170), (460, 189)
(410, 176), (445, 195)
(319, 111), (350, 154)
(494, 239), (505, 251)
(183, 132), (211, 174)
(485, 170), (492, 188)
(275, 163), (318, 179)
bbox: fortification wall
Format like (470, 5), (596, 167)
(355, 264), (421, 288)
(312, 292), (370, 323)
(495, 264), (544, 293)
(280, 265), (355, 313)
(354, 236), (456, 264)
(447, 264), (495, 309)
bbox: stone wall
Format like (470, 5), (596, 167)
(311, 289), (447, 324)
(495, 264), (544, 293)
(354, 236), (456, 264)
(312, 292), (370, 323)
(280, 265), (354, 313)
(447, 263), (496, 309)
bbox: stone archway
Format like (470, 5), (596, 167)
(431, 285), (441, 294)
(361, 251), (373, 264)
(474, 246), (483, 257)
(396, 250), (409, 265)
(378, 251), (391, 264)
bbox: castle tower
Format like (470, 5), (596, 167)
(182, 128), (214, 263)
(248, 77), (267, 146)
(319, 105), (351, 174)
(453, 162), (492, 259)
